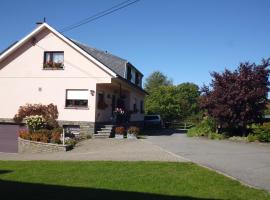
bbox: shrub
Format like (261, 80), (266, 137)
(208, 132), (223, 140)
(127, 126), (140, 136)
(13, 103), (59, 128)
(19, 129), (31, 140)
(229, 136), (247, 142)
(247, 134), (258, 142)
(25, 115), (46, 131)
(252, 122), (270, 142)
(115, 126), (125, 135)
(187, 117), (216, 137)
(65, 138), (77, 147)
(51, 132), (61, 144)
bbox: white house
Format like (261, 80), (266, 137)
(0, 23), (146, 137)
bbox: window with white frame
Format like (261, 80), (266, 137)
(66, 89), (88, 108)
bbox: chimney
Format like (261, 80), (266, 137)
(36, 17), (46, 27)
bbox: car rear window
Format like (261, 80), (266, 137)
(144, 116), (159, 120)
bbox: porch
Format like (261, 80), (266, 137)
(96, 78), (145, 120)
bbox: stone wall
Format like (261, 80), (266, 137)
(58, 120), (95, 138)
(18, 137), (70, 153)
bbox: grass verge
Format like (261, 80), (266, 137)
(0, 161), (269, 200)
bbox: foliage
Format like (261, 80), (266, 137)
(200, 59), (270, 135)
(115, 126), (125, 135)
(252, 122), (270, 142)
(247, 134), (258, 142)
(18, 129), (31, 140)
(127, 126), (140, 136)
(145, 86), (182, 122)
(187, 117), (216, 137)
(176, 82), (200, 117)
(144, 71), (173, 92)
(144, 72), (200, 122)
(264, 100), (270, 115)
(25, 115), (46, 131)
(0, 161), (269, 200)
(208, 132), (223, 140)
(14, 103), (59, 129)
(51, 129), (62, 144)
(65, 138), (77, 146)
(229, 136), (247, 142)
(18, 128), (63, 144)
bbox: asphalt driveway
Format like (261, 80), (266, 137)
(146, 132), (270, 192)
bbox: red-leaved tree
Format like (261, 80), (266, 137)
(200, 58), (270, 136)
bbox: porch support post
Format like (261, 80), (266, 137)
(119, 83), (122, 97)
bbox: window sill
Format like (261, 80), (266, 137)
(64, 107), (89, 110)
(43, 67), (64, 70)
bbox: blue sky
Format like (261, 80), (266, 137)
(1, 0), (270, 87)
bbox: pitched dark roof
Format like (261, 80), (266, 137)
(70, 39), (128, 78)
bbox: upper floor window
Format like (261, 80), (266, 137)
(43, 51), (64, 70)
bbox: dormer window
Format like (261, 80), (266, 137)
(43, 51), (64, 70)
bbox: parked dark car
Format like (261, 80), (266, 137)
(144, 115), (163, 129)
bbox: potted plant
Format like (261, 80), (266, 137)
(113, 108), (125, 124)
(115, 126), (125, 139)
(127, 126), (139, 139)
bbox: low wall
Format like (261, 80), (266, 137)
(18, 137), (70, 153)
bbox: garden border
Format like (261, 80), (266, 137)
(18, 137), (71, 153)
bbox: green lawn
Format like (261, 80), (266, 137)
(0, 161), (269, 200)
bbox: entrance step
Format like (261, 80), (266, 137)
(94, 124), (115, 139)
(93, 133), (110, 139)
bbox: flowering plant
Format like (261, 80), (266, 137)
(127, 126), (140, 136)
(43, 61), (63, 69)
(114, 108), (125, 115)
(25, 115), (46, 131)
(115, 126), (125, 135)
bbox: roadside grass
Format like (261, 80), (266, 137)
(0, 161), (269, 200)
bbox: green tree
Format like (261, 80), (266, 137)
(176, 82), (200, 118)
(145, 86), (183, 122)
(144, 71), (173, 92)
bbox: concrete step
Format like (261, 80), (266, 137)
(97, 130), (112, 134)
(94, 133), (110, 139)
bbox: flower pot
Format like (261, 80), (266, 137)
(127, 133), (137, 139)
(115, 134), (124, 139)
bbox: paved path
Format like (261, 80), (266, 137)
(146, 132), (270, 192)
(0, 138), (186, 162)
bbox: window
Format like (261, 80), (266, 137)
(66, 90), (88, 108)
(127, 65), (132, 80)
(43, 51), (64, 69)
(135, 72), (142, 86)
(140, 100), (144, 113)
